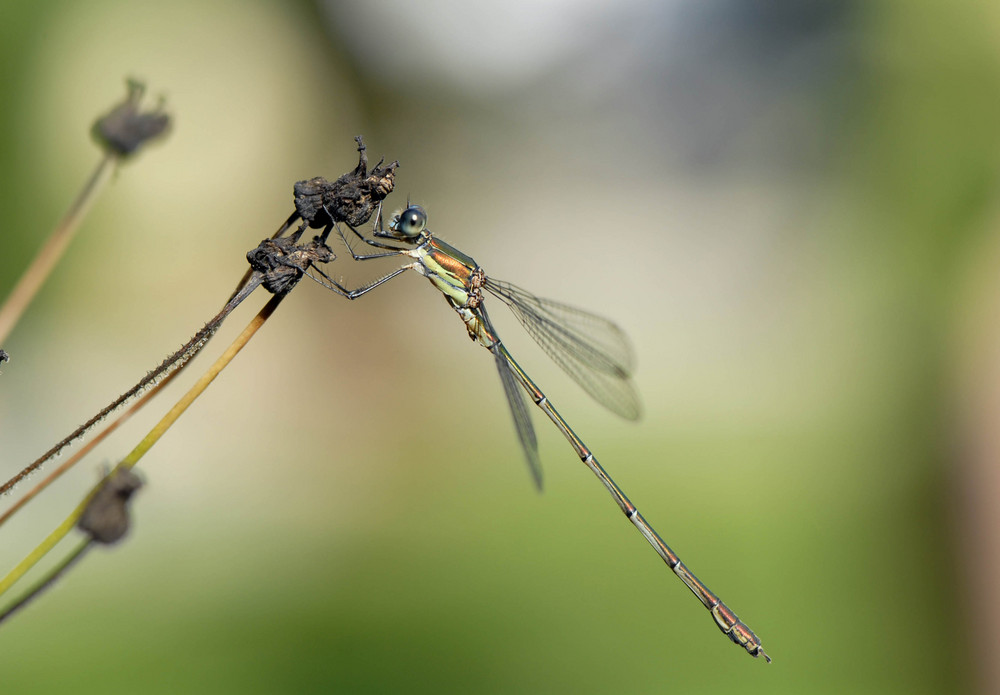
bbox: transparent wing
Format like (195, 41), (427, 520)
(479, 304), (543, 490)
(485, 278), (641, 421)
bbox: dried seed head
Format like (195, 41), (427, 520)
(247, 236), (335, 296)
(92, 78), (170, 157)
(293, 135), (399, 228)
(78, 467), (143, 544)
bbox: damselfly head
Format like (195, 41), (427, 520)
(388, 205), (427, 239)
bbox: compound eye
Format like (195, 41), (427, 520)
(395, 205), (427, 237)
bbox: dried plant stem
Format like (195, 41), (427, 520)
(118, 293), (281, 470)
(0, 365), (184, 529)
(0, 493), (94, 600)
(0, 540), (91, 626)
(0, 293), (282, 599)
(0, 154), (116, 343)
(0, 277), (261, 497)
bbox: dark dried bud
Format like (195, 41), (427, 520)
(247, 236), (335, 295)
(78, 467), (143, 544)
(92, 78), (170, 157)
(293, 135), (398, 228)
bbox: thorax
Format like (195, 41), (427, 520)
(411, 236), (495, 347)
(413, 236), (481, 308)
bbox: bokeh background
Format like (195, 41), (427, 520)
(1, 1), (999, 693)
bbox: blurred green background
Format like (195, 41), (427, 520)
(2, 1), (999, 693)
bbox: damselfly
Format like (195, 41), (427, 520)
(311, 204), (768, 661)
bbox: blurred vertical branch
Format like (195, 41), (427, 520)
(953, 199), (1000, 695)
(846, 2), (1000, 692)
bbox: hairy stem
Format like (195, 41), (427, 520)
(0, 276), (261, 496)
(0, 293), (282, 599)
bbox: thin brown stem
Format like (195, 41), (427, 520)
(0, 293), (283, 600)
(0, 155), (116, 344)
(0, 364), (183, 529)
(0, 275), (262, 497)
